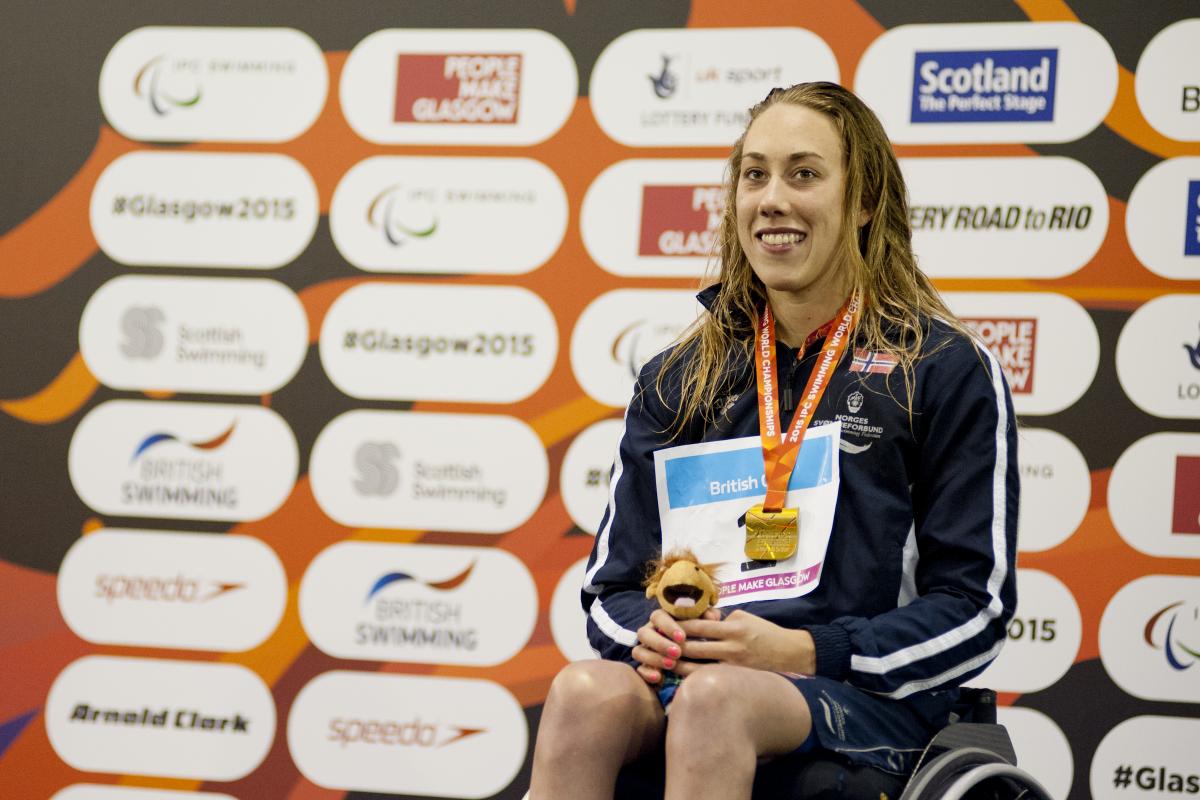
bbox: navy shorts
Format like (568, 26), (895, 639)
(782, 674), (958, 776)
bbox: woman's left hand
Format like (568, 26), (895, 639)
(673, 610), (817, 675)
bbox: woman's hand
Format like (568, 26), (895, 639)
(632, 607), (721, 685)
(675, 610), (817, 675)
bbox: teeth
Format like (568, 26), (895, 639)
(761, 232), (802, 246)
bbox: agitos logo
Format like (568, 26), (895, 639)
(134, 55), (203, 116)
(394, 53), (521, 124)
(611, 319), (687, 379)
(638, 185), (723, 256)
(1145, 601), (1200, 670)
(366, 184), (438, 246)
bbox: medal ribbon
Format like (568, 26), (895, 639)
(754, 292), (860, 512)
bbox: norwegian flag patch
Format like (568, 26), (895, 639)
(849, 348), (898, 374)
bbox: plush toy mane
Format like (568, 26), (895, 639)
(642, 548), (722, 590)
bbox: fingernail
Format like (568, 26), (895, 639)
(672, 630), (685, 643)
(663, 658), (675, 669)
(667, 645), (680, 658)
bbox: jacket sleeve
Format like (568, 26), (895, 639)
(580, 365), (674, 667)
(803, 337), (1019, 698)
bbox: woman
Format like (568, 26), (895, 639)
(530, 82), (1018, 799)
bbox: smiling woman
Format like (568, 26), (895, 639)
(529, 82), (1019, 800)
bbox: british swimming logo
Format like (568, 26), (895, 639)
(912, 48), (1058, 123)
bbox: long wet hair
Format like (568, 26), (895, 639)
(655, 81), (967, 435)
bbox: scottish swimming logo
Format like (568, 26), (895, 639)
(912, 48), (1058, 123)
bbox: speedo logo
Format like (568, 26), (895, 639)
(96, 574), (243, 604)
(328, 716), (484, 749)
(913, 48), (1058, 122)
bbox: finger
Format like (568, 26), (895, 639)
(680, 639), (733, 663)
(649, 609), (687, 644)
(636, 664), (662, 685)
(637, 623), (682, 658)
(632, 644), (678, 671)
(679, 618), (727, 640)
(702, 607), (723, 621)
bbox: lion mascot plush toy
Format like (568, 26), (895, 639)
(643, 548), (721, 620)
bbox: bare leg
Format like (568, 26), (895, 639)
(663, 665), (812, 800)
(529, 660), (665, 800)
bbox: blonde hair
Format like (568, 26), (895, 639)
(656, 81), (967, 435)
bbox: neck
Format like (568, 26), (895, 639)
(767, 287), (849, 348)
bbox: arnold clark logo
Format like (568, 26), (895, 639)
(80, 275), (307, 395)
(320, 283), (557, 404)
(944, 292), (1098, 416)
(99, 27), (326, 142)
(904, 157), (1106, 279)
(310, 410), (547, 534)
(1126, 158), (1200, 280)
(1092, 716), (1200, 800)
(1115, 294), (1200, 418)
(58, 528), (286, 652)
(965, 569), (1081, 694)
(1109, 433), (1200, 560)
(330, 156), (566, 274)
(90, 151), (319, 269)
(341, 29), (575, 145)
(287, 671), (526, 798)
(571, 289), (702, 408)
(299, 541), (536, 665)
(590, 28), (838, 146)
(582, 159), (726, 278)
(46, 655), (275, 781)
(68, 400), (298, 522)
(855, 22), (1116, 143)
(1100, 575), (1200, 703)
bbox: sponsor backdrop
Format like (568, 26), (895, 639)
(2, 2), (1198, 799)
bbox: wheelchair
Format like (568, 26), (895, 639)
(610, 689), (1056, 800)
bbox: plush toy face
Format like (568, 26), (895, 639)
(646, 558), (719, 620)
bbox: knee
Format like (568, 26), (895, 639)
(669, 664), (744, 724)
(543, 660), (644, 725)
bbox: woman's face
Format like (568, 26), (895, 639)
(735, 103), (853, 305)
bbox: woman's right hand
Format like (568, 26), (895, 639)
(632, 607), (719, 685)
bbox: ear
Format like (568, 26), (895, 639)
(645, 584), (656, 599)
(856, 204), (872, 228)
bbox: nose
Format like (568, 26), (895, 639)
(758, 176), (790, 217)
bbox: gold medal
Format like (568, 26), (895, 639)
(744, 503), (799, 561)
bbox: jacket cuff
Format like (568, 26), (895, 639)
(802, 623), (851, 680)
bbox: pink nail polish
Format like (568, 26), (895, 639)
(672, 630), (685, 643)
(663, 658), (675, 669)
(668, 645), (680, 658)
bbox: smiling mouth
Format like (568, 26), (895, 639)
(664, 584), (704, 609)
(757, 231), (805, 246)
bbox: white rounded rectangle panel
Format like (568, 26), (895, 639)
(309, 410), (547, 533)
(58, 528), (287, 652)
(299, 541), (537, 665)
(287, 670), (527, 798)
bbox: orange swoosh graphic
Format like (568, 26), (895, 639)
(0, 128), (140, 298)
(0, 353), (98, 424)
(1016, 0), (1200, 158)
